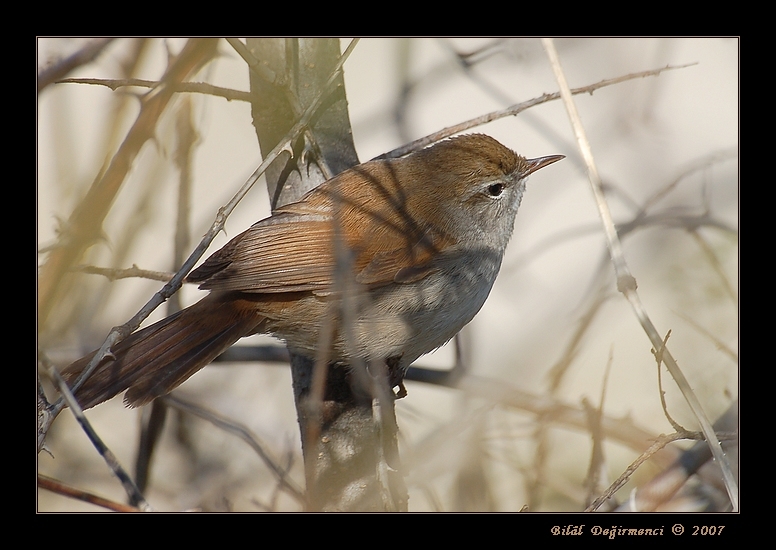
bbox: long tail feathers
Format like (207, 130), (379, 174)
(61, 296), (262, 409)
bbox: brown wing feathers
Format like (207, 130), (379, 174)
(191, 219), (337, 293)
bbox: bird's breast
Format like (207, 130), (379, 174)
(348, 246), (503, 367)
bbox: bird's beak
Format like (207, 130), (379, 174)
(523, 154), (565, 176)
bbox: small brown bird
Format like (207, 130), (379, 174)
(62, 134), (563, 409)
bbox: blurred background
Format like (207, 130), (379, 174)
(37, 38), (738, 512)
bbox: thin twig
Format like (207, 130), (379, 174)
(542, 37), (738, 511)
(57, 77), (253, 102)
(511, 184), (736, 276)
(41, 39), (360, 439)
(72, 264), (176, 283)
(46, 362), (152, 511)
(652, 330), (686, 432)
(38, 474), (142, 512)
(377, 62), (696, 160)
(640, 148), (738, 216)
(38, 38), (117, 93)
(583, 348), (615, 508)
(38, 39), (218, 326)
(162, 394), (306, 505)
(228, 38), (359, 181)
(585, 431), (696, 512)
(675, 311), (738, 363)
(225, 38), (282, 87)
(457, 375), (680, 467)
(614, 401), (738, 512)
(689, 229), (738, 304)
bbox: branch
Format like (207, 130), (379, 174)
(38, 475), (142, 512)
(72, 264), (176, 283)
(162, 394), (306, 505)
(38, 38), (219, 326)
(377, 62), (696, 159)
(38, 38), (117, 93)
(542, 37), (738, 511)
(44, 359), (152, 511)
(585, 431), (695, 512)
(40, 38), (359, 445)
(56, 77), (253, 102)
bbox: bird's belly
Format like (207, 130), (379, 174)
(269, 247), (503, 370)
(350, 249), (502, 366)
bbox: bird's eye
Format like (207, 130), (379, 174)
(486, 183), (505, 197)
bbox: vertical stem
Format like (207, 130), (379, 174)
(245, 38), (407, 511)
(542, 38), (737, 511)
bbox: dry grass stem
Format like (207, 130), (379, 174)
(542, 37), (738, 511)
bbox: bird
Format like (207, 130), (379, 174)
(62, 133), (563, 409)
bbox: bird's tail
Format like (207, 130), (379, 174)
(61, 295), (262, 409)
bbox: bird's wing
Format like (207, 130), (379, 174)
(189, 164), (452, 294)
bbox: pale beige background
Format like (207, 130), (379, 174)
(37, 38), (738, 512)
